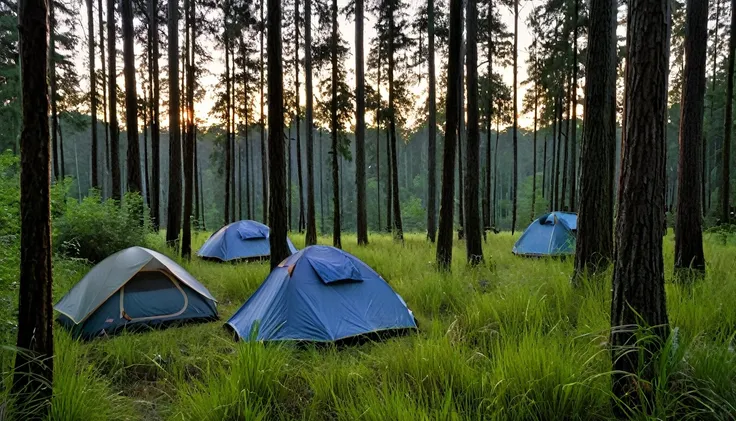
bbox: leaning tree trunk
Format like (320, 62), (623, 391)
(388, 2), (403, 241)
(107, 0), (120, 200)
(436, 0), (462, 270)
(330, 0), (341, 248)
(674, 0), (708, 279)
(464, 0), (483, 264)
(304, 0), (317, 245)
(722, 0), (736, 223)
(267, 0), (289, 269)
(86, 0), (98, 190)
(122, 0), (141, 197)
(611, 0), (671, 412)
(573, 0), (617, 280)
(13, 1), (53, 416)
(426, 0), (437, 242)
(355, 0), (368, 245)
(166, 0), (182, 245)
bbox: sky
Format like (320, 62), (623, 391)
(75, 0), (538, 131)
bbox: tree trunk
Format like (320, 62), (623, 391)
(388, 1), (403, 240)
(294, 0), (305, 233)
(562, 74), (570, 209)
(386, 127), (392, 231)
(611, 0), (671, 411)
(331, 0), (341, 248)
(149, 0), (161, 229)
(569, 0), (579, 211)
(436, 0), (462, 270)
(224, 29), (231, 226)
(267, 0), (289, 269)
(195, 126), (200, 227)
(550, 101), (557, 211)
(464, 0), (483, 264)
(122, 0), (140, 195)
(320, 129), (325, 234)
(722, 0), (736, 223)
(493, 118), (499, 226)
(457, 108), (464, 239)
(531, 75), (538, 221)
(98, 0), (109, 198)
(355, 0), (368, 245)
(674, 0), (707, 279)
(182, 0), (194, 258)
(573, 0), (617, 280)
(50, 1), (59, 180)
(86, 0), (98, 190)
(260, 0), (268, 223)
(13, 1), (53, 415)
(511, 0), (518, 233)
(542, 135), (547, 200)
(166, 0), (181, 245)
(427, 0), (437, 242)
(304, 0), (317, 244)
(376, 46), (382, 233)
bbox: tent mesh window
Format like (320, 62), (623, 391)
(120, 270), (187, 321)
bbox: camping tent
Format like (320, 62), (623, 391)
(226, 245), (417, 342)
(55, 246), (218, 338)
(197, 220), (298, 262)
(512, 212), (577, 257)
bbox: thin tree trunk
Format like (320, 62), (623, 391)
(722, 0), (736, 223)
(260, 0), (268, 222)
(436, 0), (462, 270)
(385, 128), (392, 231)
(457, 97), (464, 239)
(542, 135), (547, 200)
(13, 0), (53, 414)
(122, 0), (140, 195)
(511, 0), (518, 233)
(58, 114), (66, 179)
(149, 0), (161, 229)
(611, 0), (671, 411)
(320, 128), (325, 234)
(493, 118), (499, 226)
(465, 0), (483, 264)
(304, 0), (317, 244)
(166, 0), (181, 245)
(569, 0), (579, 211)
(50, 1), (59, 180)
(388, 1), (403, 240)
(562, 74), (570, 209)
(674, 0), (707, 278)
(331, 0), (341, 248)
(182, 0), (194, 258)
(294, 0), (305, 232)
(194, 126), (200, 227)
(427, 0), (437, 242)
(376, 45), (382, 233)
(531, 75), (538, 221)
(224, 29), (231, 225)
(355, 0), (368, 245)
(98, 0), (109, 198)
(86, 0), (98, 190)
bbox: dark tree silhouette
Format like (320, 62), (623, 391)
(426, 0), (437, 242)
(573, 0), (616, 280)
(355, 0), (368, 245)
(182, 0), (195, 259)
(260, 0), (268, 222)
(387, 0), (403, 240)
(611, 0), (670, 410)
(305, 0), (317, 245)
(148, 0), (161, 229)
(86, 0), (98, 190)
(464, 0), (483, 264)
(122, 0), (141, 195)
(268, 0), (289, 269)
(510, 0), (518, 234)
(568, 0), (579, 211)
(436, 0), (462, 270)
(331, 0), (341, 248)
(674, 0), (708, 279)
(166, 0), (181, 245)
(13, 0), (53, 415)
(108, 0), (120, 200)
(98, 0), (109, 197)
(721, 0), (736, 223)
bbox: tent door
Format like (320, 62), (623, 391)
(119, 270), (189, 322)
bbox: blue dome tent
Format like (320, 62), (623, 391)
(55, 247), (218, 339)
(226, 246), (417, 342)
(512, 212), (577, 257)
(197, 220), (298, 262)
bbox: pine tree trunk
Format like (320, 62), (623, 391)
(436, 0), (462, 270)
(511, 0), (518, 233)
(50, 2), (59, 180)
(493, 119), (499, 226)
(376, 46), (382, 233)
(388, 1), (403, 241)
(573, 0), (617, 280)
(542, 135), (547, 200)
(122, 0), (140, 195)
(330, 0), (341, 248)
(304, 0), (317, 245)
(355, 0), (368, 245)
(722, 0), (736, 223)
(531, 77), (538, 221)
(13, 1), (53, 414)
(457, 107), (464, 239)
(149, 0), (161, 229)
(427, 0), (437, 242)
(569, 0), (579, 211)
(182, 0), (194, 258)
(166, 0), (181, 245)
(611, 0), (670, 410)
(86, 0), (98, 190)
(294, 0), (305, 232)
(385, 128), (392, 231)
(260, 0), (268, 223)
(224, 30), (231, 226)
(464, 0), (483, 264)
(707, 0), (721, 214)
(562, 74), (570, 209)
(98, 0), (109, 197)
(674, 0), (707, 278)
(194, 126), (200, 227)
(320, 129), (325, 234)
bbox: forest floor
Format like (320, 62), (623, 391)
(3, 231), (736, 420)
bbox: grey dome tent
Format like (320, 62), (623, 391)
(55, 246), (217, 339)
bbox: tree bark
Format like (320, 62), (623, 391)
(304, 0), (317, 245)
(674, 0), (707, 278)
(182, 0), (195, 258)
(50, 1), (59, 180)
(436, 0), (462, 270)
(721, 0), (736, 223)
(464, 0), (483, 264)
(13, 0), (53, 415)
(426, 0), (437, 242)
(224, 28), (231, 226)
(531, 71), (538, 222)
(510, 0), (518, 233)
(385, 126), (392, 231)
(388, 0), (403, 241)
(107, 0), (119, 199)
(355, 0), (368, 245)
(148, 0), (161, 229)
(260, 0), (268, 223)
(86, 0), (98, 190)
(98, 0), (109, 198)
(331, 0), (341, 248)
(294, 0), (305, 232)
(611, 0), (671, 411)
(569, 0), (579, 211)
(122, 0), (140, 195)
(268, 0), (289, 269)
(166, 0), (181, 245)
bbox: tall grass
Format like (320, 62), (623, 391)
(2, 231), (735, 420)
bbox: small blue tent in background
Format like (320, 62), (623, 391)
(226, 245), (417, 342)
(197, 220), (297, 262)
(512, 212), (577, 257)
(55, 247), (218, 339)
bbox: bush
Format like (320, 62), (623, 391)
(54, 191), (150, 263)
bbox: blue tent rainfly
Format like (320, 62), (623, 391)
(512, 212), (577, 257)
(197, 220), (298, 262)
(226, 245), (417, 342)
(55, 246), (218, 339)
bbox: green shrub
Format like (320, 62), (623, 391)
(54, 191), (150, 263)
